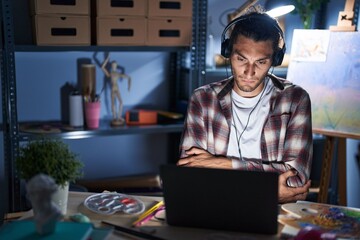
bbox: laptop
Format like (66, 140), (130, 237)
(159, 165), (279, 235)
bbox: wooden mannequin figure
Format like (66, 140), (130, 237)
(101, 56), (131, 126)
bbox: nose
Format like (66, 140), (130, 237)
(243, 63), (255, 77)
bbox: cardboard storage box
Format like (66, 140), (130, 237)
(30, 0), (90, 15)
(147, 17), (192, 46)
(148, 0), (192, 17)
(34, 15), (91, 45)
(96, 0), (147, 16)
(97, 16), (146, 45)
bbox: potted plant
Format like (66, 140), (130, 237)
(16, 137), (84, 214)
(292, 0), (330, 29)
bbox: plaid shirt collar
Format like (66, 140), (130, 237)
(215, 74), (287, 127)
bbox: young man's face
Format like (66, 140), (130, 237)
(230, 35), (274, 97)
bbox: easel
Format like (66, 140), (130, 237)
(314, 128), (360, 206)
(329, 0), (356, 31)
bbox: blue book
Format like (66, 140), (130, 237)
(0, 220), (93, 240)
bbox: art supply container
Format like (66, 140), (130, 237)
(85, 101), (100, 129)
(81, 64), (96, 100)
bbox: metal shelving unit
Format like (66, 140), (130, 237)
(19, 121), (184, 141)
(1, 0), (208, 213)
(1, 0), (21, 213)
(15, 45), (190, 52)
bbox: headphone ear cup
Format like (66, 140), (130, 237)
(221, 38), (231, 58)
(272, 48), (285, 66)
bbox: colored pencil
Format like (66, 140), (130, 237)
(132, 200), (164, 226)
(102, 221), (167, 240)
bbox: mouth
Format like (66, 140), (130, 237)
(241, 78), (256, 84)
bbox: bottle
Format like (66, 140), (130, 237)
(69, 91), (84, 127)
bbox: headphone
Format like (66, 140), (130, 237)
(220, 13), (286, 67)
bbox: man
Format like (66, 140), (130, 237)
(177, 10), (313, 203)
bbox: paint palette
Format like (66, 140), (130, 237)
(279, 201), (360, 238)
(84, 193), (145, 215)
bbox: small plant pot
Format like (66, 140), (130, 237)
(51, 182), (69, 215)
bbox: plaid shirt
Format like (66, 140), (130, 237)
(179, 74), (313, 187)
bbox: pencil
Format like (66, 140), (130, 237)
(102, 221), (167, 240)
(132, 200), (164, 226)
(135, 205), (165, 226)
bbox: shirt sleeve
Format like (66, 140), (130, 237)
(179, 90), (207, 158)
(281, 89), (313, 187)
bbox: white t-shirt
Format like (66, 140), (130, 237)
(227, 77), (274, 168)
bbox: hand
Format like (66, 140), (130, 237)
(177, 147), (232, 169)
(278, 170), (311, 203)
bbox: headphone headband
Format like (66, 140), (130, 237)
(220, 13), (286, 66)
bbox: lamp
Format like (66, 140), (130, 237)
(265, 0), (295, 18)
(227, 0), (295, 22)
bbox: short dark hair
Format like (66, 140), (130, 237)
(228, 12), (283, 57)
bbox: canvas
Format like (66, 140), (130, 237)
(288, 30), (360, 138)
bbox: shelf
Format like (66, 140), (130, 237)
(15, 45), (190, 52)
(18, 120), (184, 141)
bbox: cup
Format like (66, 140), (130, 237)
(85, 101), (100, 129)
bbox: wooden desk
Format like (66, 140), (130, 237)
(66, 191), (284, 240)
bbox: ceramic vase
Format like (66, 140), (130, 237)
(51, 182), (69, 215)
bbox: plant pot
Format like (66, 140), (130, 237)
(51, 182), (69, 215)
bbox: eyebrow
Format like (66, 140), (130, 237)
(233, 50), (272, 62)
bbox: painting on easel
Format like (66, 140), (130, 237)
(287, 29), (360, 138)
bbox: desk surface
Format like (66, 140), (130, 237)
(65, 191), (284, 240)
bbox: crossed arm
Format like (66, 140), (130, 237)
(177, 147), (311, 204)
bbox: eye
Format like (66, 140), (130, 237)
(236, 56), (246, 62)
(257, 60), (267, 65)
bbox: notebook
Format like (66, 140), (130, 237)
(160, 165), (279, 235)
(0, 220), (93, 240)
